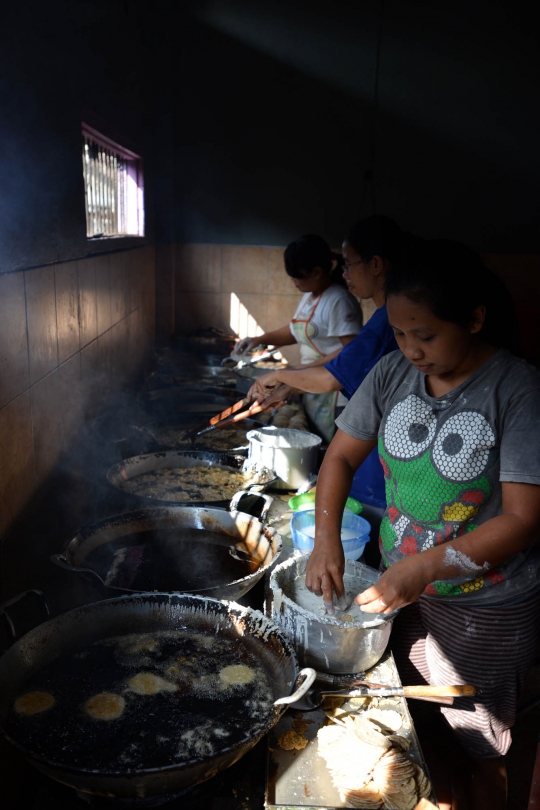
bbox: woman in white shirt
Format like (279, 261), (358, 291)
(235, 234), (362, 441)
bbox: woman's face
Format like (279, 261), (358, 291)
(290, 267), (323, 294)
(341, 242), (379, 299)
(387, 294), (484, 378)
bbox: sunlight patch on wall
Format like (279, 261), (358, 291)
(229, 293), (264, 338)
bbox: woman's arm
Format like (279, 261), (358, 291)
(287, 346), (344, 370)
(358, 481), (540, 614)
(236, 324), (298, 354)
(247, 366), (342, 403)
(339, 334), (356, 347)
(305, 430), (378, 612)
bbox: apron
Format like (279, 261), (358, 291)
(291, 296), (340, 444)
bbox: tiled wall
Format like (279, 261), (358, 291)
(0, 247), (155, 538)
(169, 245), (540, 370)
(170, 244), (376, 364)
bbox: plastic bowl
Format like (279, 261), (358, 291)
(290, 509), (370, 560)
(287, 492), (362, 515)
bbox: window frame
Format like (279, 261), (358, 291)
(82, 122), (145, 241)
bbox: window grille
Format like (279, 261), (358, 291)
(82, 124), (144, 239)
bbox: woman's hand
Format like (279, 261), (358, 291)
(305, 546), (347, 614)
(247, 372), (283, 403)
(355, 556), (433, 615)
(235, 337), (256, 355)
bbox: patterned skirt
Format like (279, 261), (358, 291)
(390, 590), (540, 758)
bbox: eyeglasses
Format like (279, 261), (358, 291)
(343, 258), (364, 273)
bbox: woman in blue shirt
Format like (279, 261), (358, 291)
(247, 215), (414, 526)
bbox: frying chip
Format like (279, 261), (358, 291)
(85, 693), (125, 720)
(218, 665), (255, 686)
(277, 730), (308, 751)
(127, 672), (178, 695)
(14, 691), (55, 716)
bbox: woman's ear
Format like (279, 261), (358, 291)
(370, 255), (384, 277)
(470, 305), (487, 334)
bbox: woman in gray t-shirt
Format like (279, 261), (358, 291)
(305, 240), (540, 809)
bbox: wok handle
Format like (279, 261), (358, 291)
(50, 554), (107, 588)
(229, 491), (274, 524)
(274, 667), (317, 706)
(0, 589), (50, 646)
(403, 684), (478, 698)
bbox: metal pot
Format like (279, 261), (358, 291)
(269, 555), (398, 674)
(0, 592), (314, 798)
(106, 450), (276, 508)
(246, 427), (322, 490)
(51, 502), (281, 601)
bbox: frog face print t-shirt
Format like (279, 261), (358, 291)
(336, 349), (540, 605)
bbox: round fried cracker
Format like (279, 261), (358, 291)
(85, 692), (125, 720)
(14, 691), (55, 715)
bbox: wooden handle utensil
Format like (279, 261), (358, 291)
(315, 682), (478, 707)
(197, 385), (289, 436)
(209, 398), (250, 425)
(403, 684), (477, 698)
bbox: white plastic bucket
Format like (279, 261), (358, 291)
(246, 427), (322, 490)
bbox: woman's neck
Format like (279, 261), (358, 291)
(310, 276), (333, 297)
(425, 342), (498, 398)
(372, 286), (386, 308)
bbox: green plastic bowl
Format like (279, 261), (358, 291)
(287, 492), (362, 515)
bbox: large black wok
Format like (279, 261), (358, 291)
(138, 388), (239, 420)
(106, 450), (276, 508)
(145, 368), (237, 391)
(0, 593), (314, 799)
(140, 416), (263, 453)
(50, 505), (282, 601)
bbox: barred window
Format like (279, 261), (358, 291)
(82, 124), (144, 239)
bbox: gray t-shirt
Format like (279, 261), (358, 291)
(336, 349), (540, 605)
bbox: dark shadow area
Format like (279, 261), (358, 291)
(154, 2), (540, 252)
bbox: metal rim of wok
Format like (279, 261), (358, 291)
(51, 505), (283, 600)
(233, 363), (287, 381)
(0, 593), (300, 793)
(106, 449), (277, 507)
(138, 387), (239, 410)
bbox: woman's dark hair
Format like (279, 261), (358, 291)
(284, 234), (338, 280)
(385, 239), (521, 353)
(345, 215), (411, 263)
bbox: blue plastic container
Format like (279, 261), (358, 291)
(290, 509), (371, 560)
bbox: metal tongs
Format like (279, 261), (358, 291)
(221, 347), (281, 367)
(195, 385), (289, 437)
(294, 672), (478, 709)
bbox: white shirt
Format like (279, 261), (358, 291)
(290, 284), (362, 360)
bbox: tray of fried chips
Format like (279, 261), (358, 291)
(265, 650), (435, 810)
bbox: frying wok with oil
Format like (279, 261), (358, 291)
(0, 593), (311, 799)
(51, 504), (282, 601)
(137, 388), (240, 420)
(140, 416), (263, 453)
(106, 449), (276, 508)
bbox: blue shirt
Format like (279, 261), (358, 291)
(325, 305), (397, 508)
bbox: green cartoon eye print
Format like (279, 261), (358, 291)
(378, 394), (502, 597)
